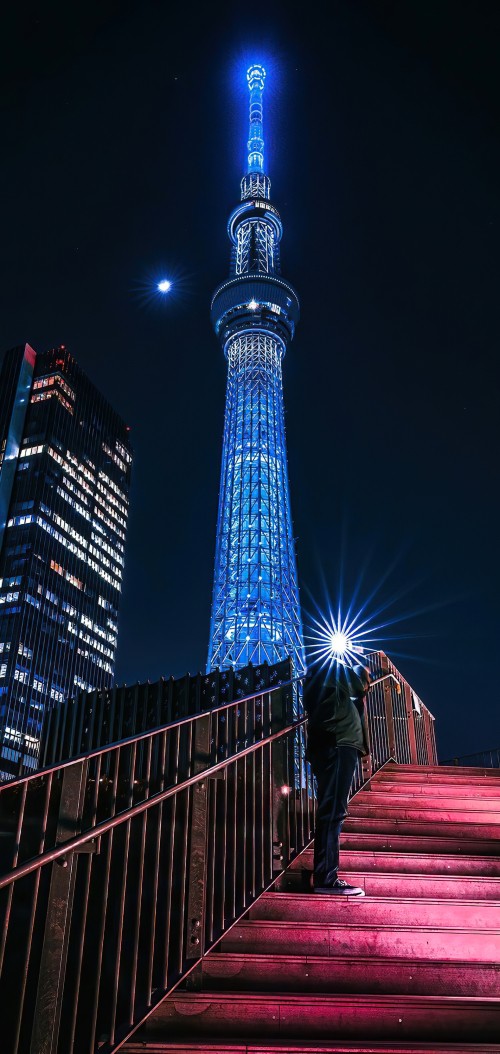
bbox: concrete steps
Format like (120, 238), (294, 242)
(130, 991), (500, 1042)
(124, 1043), (500, 1053)
(341, 816), (500, 841)
(377, 763), (500, 780)
(363, 782), (500, 799)
(290, 846), (500, 877)
(126, 762), (500, 1050)
(352, 791), (500, 813)
(338, 831), (500, 856)
(201, 953), (500, 997)
(246, 891), (500, 929)
(221, 917), (500, 961)
(279, 866), (500, 900)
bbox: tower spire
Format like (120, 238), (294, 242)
(246, 64), (266, 174)
(207, 65), (305, 679)
(241, 65), (271, 202)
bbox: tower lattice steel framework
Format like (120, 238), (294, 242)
(207, 64), (305, 676)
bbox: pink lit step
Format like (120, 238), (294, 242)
(338, 831), (500, 855)
(276, 867), (500, 900)
(380, 763), (500, 778)
(200, 952), (500, 997)
(374, 767), (500, 786)
(134, 991), (500, 1042)
(221, 919), (500, 961)
(348, 802), (500, 823)
(342, 816), (500, 840)
(248, 892), (500, 930)
(123, 1041), (499, 1053)
(356, 791), (500, 812)
(289, 847), (500, 878)
(365, 780), (500, 799)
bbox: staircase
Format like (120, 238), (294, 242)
(123, 762), (500, 1053)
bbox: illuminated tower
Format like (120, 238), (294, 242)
(207, 64), (305, 676)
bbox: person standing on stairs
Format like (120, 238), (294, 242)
(305, 662), (372, 896)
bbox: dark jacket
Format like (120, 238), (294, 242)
(305, 669), (370, 760)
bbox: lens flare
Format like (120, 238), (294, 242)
(305, 608), (372, 673)
(157, 280), (172, 293)
(329, 631), (350, 657)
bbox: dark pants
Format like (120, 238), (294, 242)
(311, 744), (359, 887)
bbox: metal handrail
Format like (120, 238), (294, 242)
(440, 747), (500, 768)
(4, 676), (298, 793)
(0, 670), (313, 1054)
(38, 657), (296, 774)
(0, 712), (305, 889)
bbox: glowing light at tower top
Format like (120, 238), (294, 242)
(246, 64), (266, 173)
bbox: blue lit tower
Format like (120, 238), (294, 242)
(207, 65), (305, 676)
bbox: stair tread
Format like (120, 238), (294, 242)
(259, 890), (500, 905)
(359, 786), (500, 798)
(276, 870), (500, 899)
(352, 798), (500, 812)
(361, 782), (500, 797)
(166, 992), (500, 1006)
(232, 917), (500, 933)
(204, 951), (500, 969)
(378, 764), (500, 776)
(201, 952), (500, 995)
(139, 989), (500, 1040)
(337, 831), (500, 854)
(342, 818), (500, 839)
(224, 917), (500, 961)
(123, 1041), (500, 1053)
(348, 806), (500, 821)
(294, 848), (500, 871)
(249, 892), (500, 926)
(344, 813), (500, 826)
(376, 776), (500, 783)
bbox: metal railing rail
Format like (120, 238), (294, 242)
(0, 653), (437, 1054)
(0, 711), (305, 889)
(0, 671), (313, 1054)
(440, 747), (500, 769)
(350, 652), (437, 793)
(39, 659), (294, 773)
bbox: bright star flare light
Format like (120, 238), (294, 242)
(305, 609), (372, 671)
(157, 279), (172, 293)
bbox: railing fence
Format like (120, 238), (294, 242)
(0, 652), (436, 1054)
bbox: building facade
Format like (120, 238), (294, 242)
(0, 344), (132, 777)
(207, 65), (305, 676)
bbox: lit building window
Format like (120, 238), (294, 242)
(50, 560), (84, 591)
(19, 444), (44, 458)
(0, 592), (20, 604)
(31, 390), (74, 414)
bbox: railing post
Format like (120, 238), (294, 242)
(30, 759), (88, 1054)
(403, 682), (419, 764)
(380, 659), (397, 760)
(185, 712), (211, 963)
(361, 698), (373, 781)
(423, 709), (436, 764)
(271, 684), (290, 872)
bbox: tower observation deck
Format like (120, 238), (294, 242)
(207, 64), (305, 675)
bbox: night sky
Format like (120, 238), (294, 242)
(2, 1), (499, 760)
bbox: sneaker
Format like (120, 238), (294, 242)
(313, 878), (365, 897)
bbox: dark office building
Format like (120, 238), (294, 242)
(0, 344), (132, 777)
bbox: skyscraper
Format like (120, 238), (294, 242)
(0, 343), (132, 777)
(207, 64), (305, 677)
